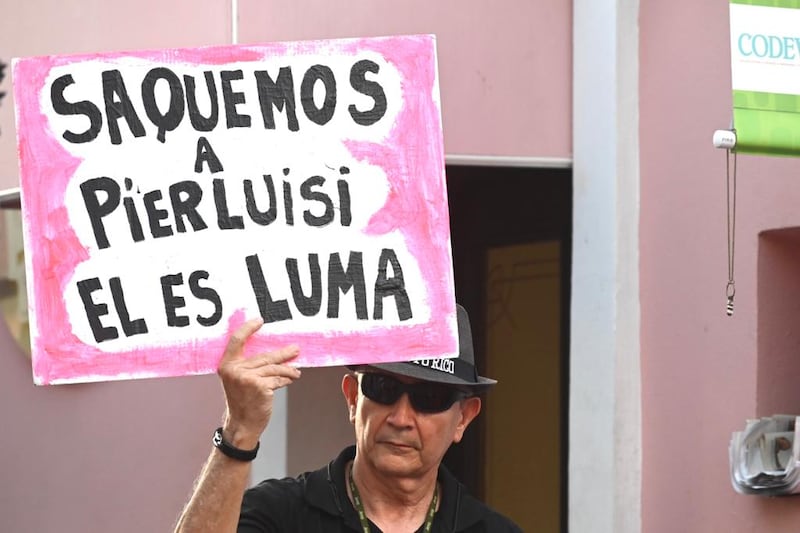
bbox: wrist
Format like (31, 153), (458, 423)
(222, 414), (264, 449)
(213, 427), (260, 462)
(221, 424), (261, 449)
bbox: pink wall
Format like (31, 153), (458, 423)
(0, 324), (223, 531)
(237, 0), (572, 159)
(640, 0), (800, 530)
(0, 0), (231, 191)
(1, 1), (229, 531)
(286, 367), (355, 476)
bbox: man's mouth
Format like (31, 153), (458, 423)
(380, 440), (417, 450)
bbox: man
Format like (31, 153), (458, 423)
(175, 305), (521, 532)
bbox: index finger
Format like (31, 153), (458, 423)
(220, 317), (265, 363)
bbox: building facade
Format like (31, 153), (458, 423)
(2, 1), (795, 531)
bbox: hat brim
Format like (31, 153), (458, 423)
(350, 360), (497, 391)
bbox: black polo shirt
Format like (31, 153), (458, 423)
(238, 445), (522, 532)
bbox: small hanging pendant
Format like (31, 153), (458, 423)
(726, 282), (735, 317)
(725, 146), (737, 318)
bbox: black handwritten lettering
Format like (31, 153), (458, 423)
(169, 180), (207, 233)
(161, 273), (190, 327)
(301, 176), (334, 226)
(51, 74), (103, 143)
(282, 168), (294, 226)
(110, 276), (148, 336)
(77, 277), (118, 342)
(122, 178), (145, 243)
(244, 251), (416, 322)
(142, 189), (173, 239)
(77, 162), (354, 250)
(327, 251), (367, 319)
(80, 176), (120, 249)
(220, 70), (251, 128)
(244, 175), (278, 226)
(189, 271), (223, 326)
(338, 166), (352, 226)
(286, 254), (322, 316)
(213, 178), (244, 229)
(50, 59), (390, 144)
(348, 60), (387, 126)
(373, 248), (412, 320)
(300, 65), (336, 126)
(141, 67), (185, 143)
(194, 136), (224, 173)
(255, 67), (299, 131)
(102, 69), (145, 145)
(246, 254), (292, 322)
(184, 71), (219, 131)
(76, 276), (147, 342)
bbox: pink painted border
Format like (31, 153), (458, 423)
(13, 35), (456, 385)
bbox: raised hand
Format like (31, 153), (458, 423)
(217, 317), (301, 449)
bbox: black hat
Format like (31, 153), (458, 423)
(351, 304), (497, 390)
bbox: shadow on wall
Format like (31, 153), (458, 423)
(757, 228), (800, 416)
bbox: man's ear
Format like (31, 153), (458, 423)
(452, 396), (482, 444)
(342, 374), (359, 423)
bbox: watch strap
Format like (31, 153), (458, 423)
(212, 427), (259, 462)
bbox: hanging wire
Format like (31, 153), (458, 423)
(726, 145), (737, 317)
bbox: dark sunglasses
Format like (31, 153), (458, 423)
(359, 372), (468, 414)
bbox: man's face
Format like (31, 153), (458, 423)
(342, 371), (481, 480)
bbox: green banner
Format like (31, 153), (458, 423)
(730, 0), (800, 156)
(730, 0), (800, 8)
(734, 91), (800, 156)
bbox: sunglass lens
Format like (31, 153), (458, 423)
(361, 373), (402, 405)
(410, 384), (458, 413)
(359, 373), (463, 413)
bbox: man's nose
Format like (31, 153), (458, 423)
(386, 392), (416, 426)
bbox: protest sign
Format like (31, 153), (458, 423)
(13, 35), (457, 385)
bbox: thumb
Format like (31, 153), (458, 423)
(220, 316), (264, 365)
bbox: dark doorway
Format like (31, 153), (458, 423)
(442, 164), (571, 533)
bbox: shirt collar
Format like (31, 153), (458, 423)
(303, 445), (486, 531)
(303, 445), (361, 529)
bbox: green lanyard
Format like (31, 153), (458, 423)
(347, 464), (439, 533)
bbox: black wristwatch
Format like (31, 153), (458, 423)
(212, 427), (260, 462)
